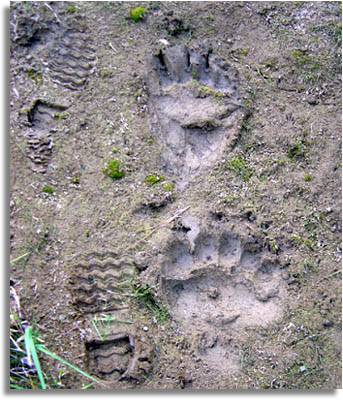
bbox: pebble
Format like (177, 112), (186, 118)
(281, 271), (289, 280)
(159, 38), (169, 46)
(143, 326), (149, 332)
(323, 319), (333, 328)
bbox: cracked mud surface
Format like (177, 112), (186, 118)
(9, 1), (341, 390)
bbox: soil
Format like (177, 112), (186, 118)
(9, 1), (342, 390)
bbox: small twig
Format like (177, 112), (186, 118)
(109, 42), (116, 53)
(43, 2), (61, 24)
(127, 206), (190, 252)
(318, 269), (341, 283)
(10, 20), (17, 36)
(326, 270), (341, 278)
(12, 87), (19, 99)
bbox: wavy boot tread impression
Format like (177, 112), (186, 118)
(85, 331), (152, 383)
(43, 16), (97, 90)
(69, 253), (135, 314)
(12, 3), (97, 90)
(24, 99), (68, 172)
(160, 219), (287, 371)
(86, 334), (132, 379)
(147, 42), (245, 187)
(70, 252), (153, 383)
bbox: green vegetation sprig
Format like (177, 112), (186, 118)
(103, 159), (125, 179)
(130, 6), (145, 22)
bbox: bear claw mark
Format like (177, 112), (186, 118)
(151, 44), (237, 92)
(147, 42), (245, 187)
(159, 223), (287, 333)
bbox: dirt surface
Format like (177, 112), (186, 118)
(9, 1), (342, 390)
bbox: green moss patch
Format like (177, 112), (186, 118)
(144, 174), (164, 186)
(226, 156), (253, 181)
(42, 186), (53, 195)
(130, 6), (145, 22)
(103, 160), (125, 179)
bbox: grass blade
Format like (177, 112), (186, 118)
(92, 319), (104, 341)
(10, 252), (30, 265)
(36, 345), (108, 388)
(24, 327), (46, 389)
(81, 382), (95, 389)
(10, 384), (26, 389)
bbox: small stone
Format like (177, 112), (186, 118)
(281, 271), (289, 280)
(221, 313), (240, 325)
(323, 319), (334, 328)
(159, 38), (170, 46)
(207, 286), (219, 299)
(283, 322), (296, 332)
(143, 326), (149, 332)
(306, 95), (319, 105)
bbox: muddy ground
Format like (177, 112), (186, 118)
(9, 1), (342, 390)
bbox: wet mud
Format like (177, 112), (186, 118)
(10, 1), (341, 390)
